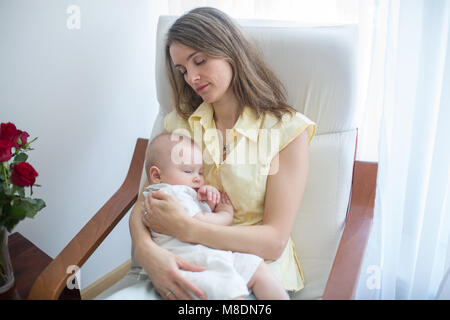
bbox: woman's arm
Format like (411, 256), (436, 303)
(129, 178), (207, 300)
(146, 130), (310, 260)
(193, 192), (234, 226)
(129, 182), (154, 255)
(193, 210), (232, 226)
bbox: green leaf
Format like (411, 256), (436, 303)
(3, 217), (20, 233)
(0, 198), (45, 232)
(17, 187), (25, 197)
(20, 198), (46, 217)
(25, 198), (46, 212)
(13, 153), (28, 163)
(8, 203), (28, 220)
(34, 199), (46, 211)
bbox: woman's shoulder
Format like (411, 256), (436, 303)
(261, 110), (316, 148)
(261, 110), (315, 130)
(164, 110), (190, 133)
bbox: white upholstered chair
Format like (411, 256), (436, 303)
(28, 16), (377, 300)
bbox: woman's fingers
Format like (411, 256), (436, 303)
(141, 201), (151, 227)
(176, 275), (207, 300)
(158, 285), (185, 300)
(143, 192), (166, 225)
(155, 260), (206, 300)
(176, 258), (207, 299)
(146, 192), (163, 208)
(177, 257), (205, 272)
(150, 190), (171, 200)
(167, 282), (194, 300)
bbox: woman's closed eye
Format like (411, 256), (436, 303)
(194, 58), (206, 66)
(177, 60), (205, 76)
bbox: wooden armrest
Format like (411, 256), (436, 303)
(28, 138), (149, 300)
(322, 160), (378, 300)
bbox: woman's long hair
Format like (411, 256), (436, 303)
(165, 7), (296, 120)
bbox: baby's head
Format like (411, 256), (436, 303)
(145, 133), (205, 191)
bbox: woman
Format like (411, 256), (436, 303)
(108, 7), (316, 300)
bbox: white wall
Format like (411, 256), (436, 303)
(0, 0), (168, 290)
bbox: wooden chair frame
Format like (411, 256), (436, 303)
(28, 137), (377, 300)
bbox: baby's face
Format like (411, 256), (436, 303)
(159, 142), (205, 191)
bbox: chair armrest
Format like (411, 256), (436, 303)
(322, 160), (378, 300)
(28, 138), (149, 300)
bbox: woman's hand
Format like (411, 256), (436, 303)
(134, 241), (207, 300)
(142, 190), (191, 240)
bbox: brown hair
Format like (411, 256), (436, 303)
(165, 7), (296, 121)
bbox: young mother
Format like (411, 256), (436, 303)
(126, 7), (316, 300)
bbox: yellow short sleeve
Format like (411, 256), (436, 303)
(279, 112), (316, 152)
(164, 110), (191, 133)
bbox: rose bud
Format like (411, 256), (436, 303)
(14, 130), (30, 148)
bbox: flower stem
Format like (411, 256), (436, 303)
(2, 164), (9, 189)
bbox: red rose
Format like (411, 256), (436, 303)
(0, 122), (19, 144)
(0, 122), (30, 149)
(0, 139), (13, 162)
(14, 130), (30, 148)
(11, 162), (39, 187)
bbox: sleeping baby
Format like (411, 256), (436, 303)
(142, 132), (289, 300)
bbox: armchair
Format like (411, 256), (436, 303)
(28, 16), (377, 300)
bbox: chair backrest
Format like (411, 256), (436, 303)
(149, 15), (359, 299)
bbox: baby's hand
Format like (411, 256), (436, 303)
(214, 192), (234, 215)
(197, 185), (220, 210)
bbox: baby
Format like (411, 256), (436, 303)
(143, 132), (289, 300)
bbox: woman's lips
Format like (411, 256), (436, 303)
(196, 84), (209, 92)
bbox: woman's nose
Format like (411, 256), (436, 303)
(186, 68), (200, 85)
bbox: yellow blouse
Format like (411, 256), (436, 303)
(164, 102), (316, 292)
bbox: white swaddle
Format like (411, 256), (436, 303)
(142, 183), (262, 299)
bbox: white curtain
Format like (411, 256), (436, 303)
(356, 0), (450, 299)
(166, 0), (359, 22)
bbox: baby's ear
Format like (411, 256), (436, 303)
(149, 166), (162, 184)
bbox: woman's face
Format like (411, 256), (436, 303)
(169, 42), (234, 105)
